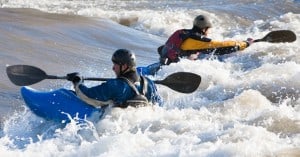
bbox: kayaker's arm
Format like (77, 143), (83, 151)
(180, 38), (251, 56)
(75, 83), (114, 107)
(181, 45), (246, 56)
(67, 72), (113, 107)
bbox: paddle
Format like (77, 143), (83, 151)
(6, 65), (201, 93)
(253, 30), (296, 43)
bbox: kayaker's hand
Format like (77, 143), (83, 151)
(246, 38), (254, 46)
(66, 72), (83, 84)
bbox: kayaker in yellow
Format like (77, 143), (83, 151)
(159, 14), (254, 65)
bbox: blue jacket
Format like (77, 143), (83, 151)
(75, 77), (163, 107)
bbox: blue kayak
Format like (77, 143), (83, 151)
(21, 86), (103, 122)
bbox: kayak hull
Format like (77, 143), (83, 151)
(21, 86), (102, 122)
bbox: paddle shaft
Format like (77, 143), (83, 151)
(7, 65), (201, 93)
(45, 73), (191, 89)
(46, 75), (112, 82)
(47, 75), (164, 84)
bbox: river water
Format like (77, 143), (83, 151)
(0, 0), (299, 156)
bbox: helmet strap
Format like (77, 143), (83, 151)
(119, 65), (124, 75)
(119, 64), (130, 75)
(192, 26), (203, 34)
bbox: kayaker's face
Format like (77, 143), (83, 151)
(112, 63), (120, 76)
(203, 28), (210, 36)
(113, 63), (128, 76)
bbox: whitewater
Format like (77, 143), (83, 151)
(0, 0), (299, 156)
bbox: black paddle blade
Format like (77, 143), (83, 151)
(154, 72), (201, 93)
(6, 65), (47, 86)
(255, 30), (296, 43)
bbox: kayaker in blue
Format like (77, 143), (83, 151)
(67, 49), (163, 108)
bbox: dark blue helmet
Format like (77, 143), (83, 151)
(112, 49), (136, 67)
